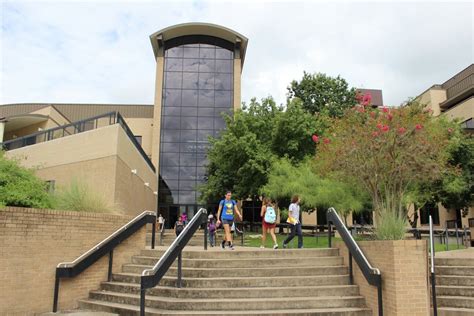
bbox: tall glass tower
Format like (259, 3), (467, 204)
(149, 23), (248, 224)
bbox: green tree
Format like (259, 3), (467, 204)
(0, 152), (54, 209)
(288, 72), (357, 117)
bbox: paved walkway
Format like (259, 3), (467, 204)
(436, 247), (474, 258)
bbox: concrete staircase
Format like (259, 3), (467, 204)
(435, 256), (474, 316)
(78, 246), (371, 315)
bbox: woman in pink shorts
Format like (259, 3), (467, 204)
(260, 198), (278, 249)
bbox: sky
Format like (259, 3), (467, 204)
(1, 0), (473, 107)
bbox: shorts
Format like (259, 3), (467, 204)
(221, 219), (234, 226)
(263, 221), (276, 229)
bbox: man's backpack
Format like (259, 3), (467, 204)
(264, 206), (277, 224)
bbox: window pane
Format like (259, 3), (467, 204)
(197, 129), (213, 142)
(216, 48), (232, 59)
(198, 117), (213, 129)
(199, 48), (215, 59)
(198, 107), (214, 117)
(163, 107), (181, 116)
(163, 89), (182, 107)
(181, 130), (197, 142)
(181, 106), (198, 117)
(215, 107), (232, 117)
(179, 191), (196, 204)
(198, 73), (215, 90)
(180, 153), (196, 166)
(162, 180), (179, 190)
(215, 73), (232, 90)
(182, 72), (199, 89)
(198, 90), (214, 107)
(183, 59), (200, 72)
(183, 47), (199, 58)
(182, 90), (198, 107)
(165, 58), (183, 72)
(162, 129), (180, 142)
(165, 72), (182, 89)
(196, 142), (210, 153)
(181, 116), (197, 129)
(215, 59), (232, 73)
(196, 155), (208, 167)
(161, 166), (179, 180)
(214, 117), (226, 130)
(162, 116), (180, 129)
(215, 90), (232, 107)
(162, 142), (180, 153)
(161, 153), (179, 167)
(166, 47), (183, 58)
(180, 142), (197, 153)
(179, 180), (197, 190)
(199, 59), (215, 72)
(180, 167), (196, 179)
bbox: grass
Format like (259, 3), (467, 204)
(433, 243), (465, 252)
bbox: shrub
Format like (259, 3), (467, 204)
(53, 179), (112, 213)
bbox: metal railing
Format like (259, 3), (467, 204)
(429, 215), (438, 316)
(52, 211), (156, 312)
(327, 208), (383, 316)
(1, 111), (156, 172)
(140, 208), (208, 316)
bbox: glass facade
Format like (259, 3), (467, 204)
(158, 39), (234, 213)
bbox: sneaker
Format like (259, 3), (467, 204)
(229, 244), (235, 250)
(282, 243), (287, 249)
(260, 245), (265, 249)
(221, 241), (226, 249)
(273, 244), (279, 250)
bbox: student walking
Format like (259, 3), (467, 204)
(260, 198), (278, 249)
(216, 191), (242, 250)
(208, 216), (216, 247)
(157, 214), (164, 232)
(282, 195), (303, 249)
(174, 216), (184, 237)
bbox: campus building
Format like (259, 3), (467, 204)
(413, 64), (474, 229)
(0, 23), (248, 224)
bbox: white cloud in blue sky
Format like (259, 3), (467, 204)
(1, 0), (472, 106)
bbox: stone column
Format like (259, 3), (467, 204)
(0, 121), (6, 143)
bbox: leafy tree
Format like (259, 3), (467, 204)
(0, 152), (54, 209)
(288, 72), (357, 117)
(315, 99), (452, 239)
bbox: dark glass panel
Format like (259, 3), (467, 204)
(162, 116), (180, 129)
(163, 89), (182, 107)
(214, 117), (226, 130)
(181, 106), (198, 117)
(182, 72), (199, 89)
(182, 90), (198, 107)
(181, 116), (197, 129)
(162, 129), (180, 142)
(199, 48), (216, 59)
(215, 73), (232, 91)
(196, 154), (208, 167)
(199, 43), (215, 48)
(166, 47), (183, 58)
(197, 129), (213, 142)
(196, 167), (207, 180)
(198, 73), (215, 90)
(183, 59), (200, 72)
(165, 72), (182, 89)
(198, 117), (213, 130)
(215, 59), (232, 73)
(161, 153), (179, 167)
(215, 107), (232, 117)
(179, 191), (196, 204)
(162, 142), (180, 153)
(163, 107), (181, 116)
(179, 180), (197, 190)
(161, 166), (179, 180)
(196, 142), (210, 153)
(215, 90), (232, 107)
(198, 107), (214, 117)
(198, 90), (214, 107)
(165, 58), (183, 72)
(216, 48), (232, 59)
(198, 59), (215, 73)
(183, 47), (199, 58)
(180, 153), (197, 166)
(180, 130), (197, 142)
(165, 180), (179, 190)
(180, 142), (197, 153)
(180, 167), (196, 179)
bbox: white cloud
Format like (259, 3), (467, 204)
(1, 0), (472, 106)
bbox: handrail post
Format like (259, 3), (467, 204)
(377, 283), (383, 316)
(349, 252), (353, 285)
(151, 221), (156, 250)
(52, 273), (60, 312)
(108, 250), (113, 282)
(328, 222), (332, 248)
(430, 215), (438, 316)
(177, 250), (182, 288)
(140, 284), (146, 316)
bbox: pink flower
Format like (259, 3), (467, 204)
(386, 113), (393, 121)
(372, 131), (379, 137)
(361, 93), (372, 106)
(398, 127), (406, 134)
(448, 128), (453, 133)
(376, 123), (383, 130)
(381, 107), (389, 113)
(323, 138), (331, 144)
(381, 125), (390, 132)
(312, 135), (319, 143)
(415, 124), (423, 130)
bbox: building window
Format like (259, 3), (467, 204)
(134, 135), (142, 146)
(420, 202), (440, 225)
(45, 180), (55, 193)
(159, 39), (234, 206)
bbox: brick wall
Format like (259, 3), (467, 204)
(0, 207), (147, 315)
(335, 240), (430, 316)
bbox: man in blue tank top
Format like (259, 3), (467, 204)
(216, 191), (242, 250)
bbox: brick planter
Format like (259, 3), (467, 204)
(335, 240), (430, 316)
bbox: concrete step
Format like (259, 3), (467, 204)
(435, 258), (474, 267)
(438, 307), (474, 316)
(88, 291), (367, 311)
(437, 296), (474, 309)
(112, 273), (351, 288)
(122, 264), (348, 278)
(139, 248), (339, 259)
(436, 266), (474, 276)
(99, 282), (360, 299)
(437, 286), (474, 297)
(131, 256), (344, 269)
(436, 276), (474, 287)
(79, 299), (373, 316)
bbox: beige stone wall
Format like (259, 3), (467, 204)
(0, 207), (146, 315)
(233, 58), (242, 111)
(31, 105), (71, 128)
(6, 124), (157, 215)
(125, 118), (154, 158)
(335, 240), (430, 316)
(416, 87), (447, 117)
(151, 56), (165, 170)
(443, 97), (474, 122)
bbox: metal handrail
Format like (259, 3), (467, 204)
(53, 210), (156, 312)
(327, 207), (383, 316)
(140, 208), (208, 316)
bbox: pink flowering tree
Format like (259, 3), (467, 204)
(314, 94), (452, 239)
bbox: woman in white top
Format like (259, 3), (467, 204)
(282, 195), (303, 249)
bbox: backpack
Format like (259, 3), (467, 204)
(264, 206), (276, 224)
(208, 222), (216, 233)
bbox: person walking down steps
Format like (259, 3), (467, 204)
(261, 197), (278, 249)
(282, 195), (303, 249)
(216, 191), (242, 250)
